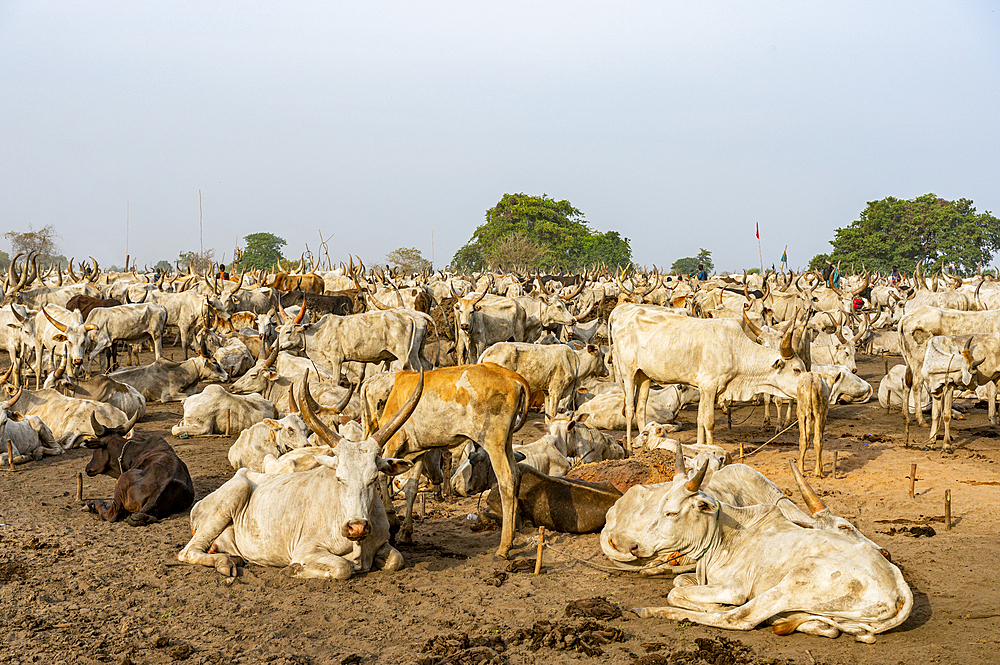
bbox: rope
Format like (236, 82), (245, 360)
(728, 402), (758, 426)
(523, 535), (635, 574)
(743, 420), (798, 457)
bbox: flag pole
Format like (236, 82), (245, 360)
(757, 222), (763, 275)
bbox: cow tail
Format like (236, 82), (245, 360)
(512, 378), (530, 433)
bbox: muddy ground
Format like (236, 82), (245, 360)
(2, 352), (999, 665)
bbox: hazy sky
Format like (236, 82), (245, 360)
(3, 2), (998, 273)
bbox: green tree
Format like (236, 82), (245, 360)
(385, 247), (431, 274)
(178, 249), (216, 274)
(451, 193), (631, 272)
(154, 260), (172, 273)
(670, 248), (713, 276)
(0, 250), (9, 270)
(237, 233), (286, 271)
(4, 224), (61, 263)
(819, 194), (1000, 276)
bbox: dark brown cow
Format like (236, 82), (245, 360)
(278, 290), (358, 317)
(485, 463), (622, 533)
(83, 413), (195, 526)
(66, 294), (122, 321)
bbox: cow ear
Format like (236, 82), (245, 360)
(52, 334), (68, 342)
(378, 458), (413, 477)
(576, 413), (589, 425)
(474, 305), (482, 312)
(696, 499), (714, 513)
(513, 450), (527, 462)
(314, 454), (339, 469)
(6, 323), (18, 328)
(263, 419), (280, 429)
(772, 358), (784, 370)
(265, 370), (278, 381)
(83, 438), (105, 449)
(587, 344), (598, 354)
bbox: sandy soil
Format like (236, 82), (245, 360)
(2, 352), (1000, 665)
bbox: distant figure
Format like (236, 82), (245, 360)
(891, 266), (901, 284)
(218, 263), (230, 281)
(695, 263), (708, 281)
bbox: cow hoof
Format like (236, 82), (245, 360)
(633, 607), (651, 619)
(282, 563), (304, 578)
(398, 531), (414, 546)
(126, 513), (159, 527)
(855, 632), (876, 644)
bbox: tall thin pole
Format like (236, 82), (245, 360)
(199, 190), (204, 273)
(757, 222), (764, 274)
(431, 230), (435, 269)
(125, 201), (129, 266)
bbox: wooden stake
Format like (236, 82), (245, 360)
(76, 472), (83, 502)
(534, 526), (545, 575)
(832, 451), (838, 479)
(904, 420), (910, 448)
(909, 463), (917, 498)
(6, 439), (14, 471)
(225, 409), (231, 437)
(739, 442), (744, 464)
(945, 490), (952, 530)
(420, 493), (426, 519)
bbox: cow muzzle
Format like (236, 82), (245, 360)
(342, 520), (370, 541)
(459, 324), (470, 331)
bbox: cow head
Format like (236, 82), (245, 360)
(453, 291), (486, 332)
(230, 344), (279, 393)
(0, 387), (24, 444)
(602, 458), (717, 565)
(580, 344), (608, 379)
(82, 411), (141, 478)
(298, 369), (422, 542)
(189, 343), (230, 383)
(539, 295), (576, 328)
(275, 300), (310, 352)
(41, 307), (96, 375)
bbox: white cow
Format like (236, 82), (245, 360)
(172, 385), (278, 437)
(0, 389), (62, 465)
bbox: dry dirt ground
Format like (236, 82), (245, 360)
(3, 352), (1000, 665)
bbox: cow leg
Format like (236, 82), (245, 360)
(178, 473), (252, 577)
(811, 408), (824, 478)
(283, 548), (355, 580)
(622, 370), (638, 455)
(927, 391), (942, 445)
(398, 457), (424, 544)
(942, 386), (955, 453)
(697, 386), (719, 447)
(635, 373), (651, 431)
(797, 407), (810, 475)
(371, 541), (405, 573)
(87, 498), (130, 523)
(486, 436), (519, 560)
(988, 382), (998, 426)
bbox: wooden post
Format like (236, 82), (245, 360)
(909, 463), (917, 499)
(420, 493), (426, 519)
(904, 420), (910, 448)
(739, 442), (744, 464)
(945, 490), (952, 530)
(6, 440), (14, 471)
(225, 409), (231, 437)
(534, 526), (545, 575)
(76, 472), (83, 502)
(832, 451), (838, 479)
(726, 401), (732, 429)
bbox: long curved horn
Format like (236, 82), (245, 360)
(790, 460), (827, 514)
(287, 382), (299, 414)
(368, 289), (393, 310)
(852, 312), (870, 345)
(684, 458), (709, 492)
(742, 304), (763, 340)
(88, 412), (106, 438)
(66, 256), (78, 282)
(851, 270), (870, 297)
(779, 328), (794, 359)
(371, 368), (424, 448)
(468, 288), (486, 308)
(298, 369), (342, 446)
(674, 441), (687, 476)
(6, 252), (22, 291)
(331, 380), (354, 415)
(88, 256), (99, 282)
(0, 364), (14, 386)
(53, 354), (67, 380)
(975, 278), (986, 310)
(5, 385), (22, 407)
(827, 274), (844, 297)
(42, 307), (69, 333)
(295, 296), (307, 324)
(262, 342), (279, 369)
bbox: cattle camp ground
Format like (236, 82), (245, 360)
(3, 267), (1000, 665)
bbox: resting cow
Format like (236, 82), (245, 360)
(601, 458), (910, 642)
(0, 388), (62, 465)
(83, 412), (195, 526)
(177, 371), (422, 580)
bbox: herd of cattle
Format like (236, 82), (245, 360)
(5, 250), (1000, 644)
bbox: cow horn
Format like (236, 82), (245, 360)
(674, 442), (686, 476)
(53, 354), (67, 380)
(851, 270), (870, 297)
(263, 342), (279, 369)
(371, 368), (424, 448)
(827, 274), (843, 297)
(469, 288), (486, 308)
(123, 289), (132, 304)
(368, 289), (393, 310)
(974, 278), (985, 310)
(298, 370), (342, 446)
(853, 312), (870, 345)
(89, 412), (106, 438)
(834, 321), (847, 345)
(6, 252), (22, 291)
(684, 459), (709, 492)
(42, 307), (69, 333)
(790, 460), (827, 514)
(5, 385), (22, 407)
(779, 328), (794, 359)
(287, 382), (299, 414)
(742, 304), (763, 340)
(332, 380), (354, 415)
(295, 297), (307, 324)
(88, 256), (99, 282)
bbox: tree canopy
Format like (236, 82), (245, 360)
(5, 224), (61, 264)
(813, 194), (1000, 276)
(386, 247), (431, 274)
(178, 249), (215, 274)
(450, 193), (631, 273)
(670, 249), (713, 276)
(236, 233), (286, 271)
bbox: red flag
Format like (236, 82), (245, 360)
(756, 222), (759, 240)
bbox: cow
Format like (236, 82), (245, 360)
(83, 412), (195, 526)
(362, 363), (530, 557)
(572, 423), (626, 465)
(34, 306), (102, 387)
(65, 294), (121, 322)
(899, 305), (1000, 426)
(0, 388), (62, 465)
(1, 383), (130, 448)
(176, 369), (422, 580)
(478, 341), (607, 417)
(483, 463), (622, 534)
(171, 384), (278, 437)
(227, 414), (312, 472)
(575, 384), (697, 431)
(148, 290), (228, 359)
(796, 372), (831, 478)
(276, 307), (430, 384)
(601, 459), (911, 642)
(514, 293), (577, 342)
(212, 336), (255, 379)
(452, 292), (527, 365)
(42, 359), (147, 420)
(83, 303), (168, 369)
(511, 414), (587, 477)
(0, 304), (37, 387)
(611, 303), (806, 451)
(109, 347), (228, 403)
(278, 289), (356, 318)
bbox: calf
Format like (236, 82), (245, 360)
(0, 388), (62, 465)
(227, 391), (311, 471)
(43, 359), (147, 420)
(110, 350), (229, 403)
(796, 372), (831, 478)
(479, 341), (607, 417)
(172, 385), (277, 437)
(83, 413), (195, 526)
(485, 463), (622, 534)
